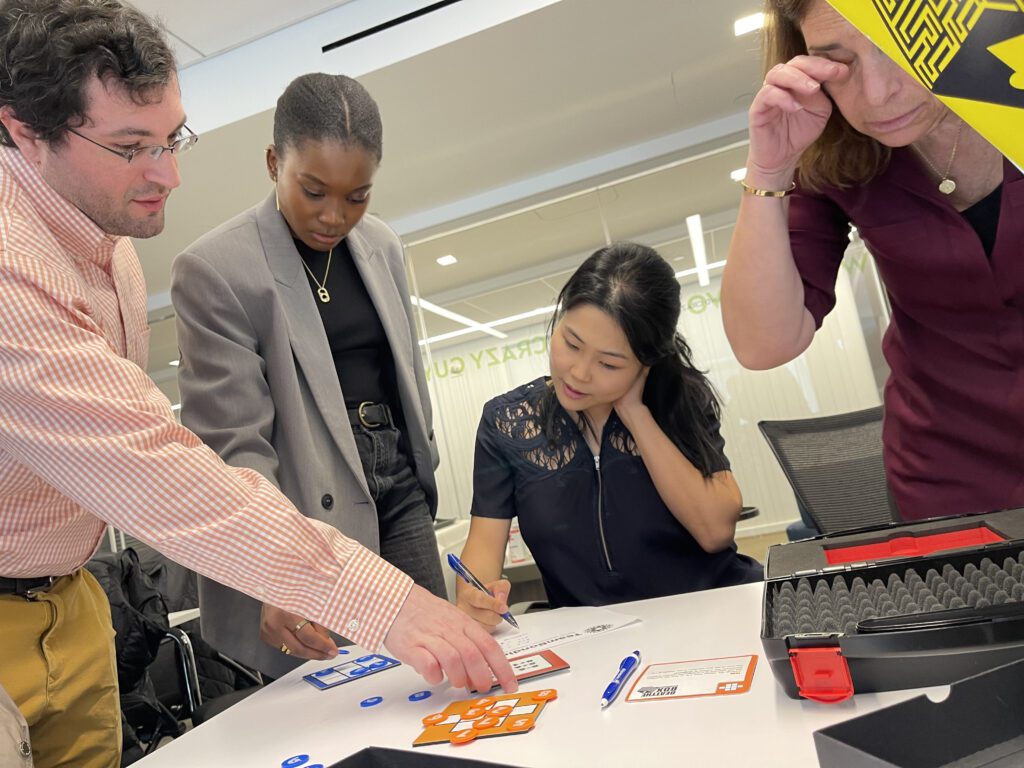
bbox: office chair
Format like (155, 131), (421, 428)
(785, 500), (821, 542)
(183, 651), (263, 726)
(758, 406), (900, 535)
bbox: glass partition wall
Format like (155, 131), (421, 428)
(142, 139), (891, 540)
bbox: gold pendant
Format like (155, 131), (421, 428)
(317, 287), (331, 303)
(938, 178), (956, 195)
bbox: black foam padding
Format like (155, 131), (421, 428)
(770, 551), (1024, 636)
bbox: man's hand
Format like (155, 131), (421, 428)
(383, 584), (518, 694)
(260, 603), (338, 661)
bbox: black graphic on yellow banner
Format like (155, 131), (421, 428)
(826, 1), (1024, 169)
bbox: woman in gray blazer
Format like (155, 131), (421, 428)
(171, 73), (446, 678)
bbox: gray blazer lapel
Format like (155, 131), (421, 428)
(252, 193), (370, 500)
(346, 227), (428, 435)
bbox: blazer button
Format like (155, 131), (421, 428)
(321, 494), (334, 510)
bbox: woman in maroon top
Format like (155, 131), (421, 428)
(722, 0), (1023, 521)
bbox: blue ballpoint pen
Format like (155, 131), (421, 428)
(446, 553), (520, 629)
(600, 650), (641, 708)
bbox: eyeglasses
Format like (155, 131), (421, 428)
(65, 124), (199, 164)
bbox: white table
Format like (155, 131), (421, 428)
(138, 583), (943, 767)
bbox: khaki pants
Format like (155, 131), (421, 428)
(0, 570), (121, 768)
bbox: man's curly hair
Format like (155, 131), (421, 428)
(0, 0), (176, 146)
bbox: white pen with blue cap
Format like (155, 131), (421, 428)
(446, 553), (520, 629)
(600, 650), (641, 708)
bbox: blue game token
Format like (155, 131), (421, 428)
(369, 660), (389, 669)
(360, 696), (383, 708)
(337, 648), (350, 655)
(408, 691), (431, 702)
(282, 756), (309, 767)
(356, 654), (376, 663)
(349, 666), (369, 676)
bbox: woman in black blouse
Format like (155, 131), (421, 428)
(457, 243), (762, 626)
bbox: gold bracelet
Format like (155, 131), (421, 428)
(740, 180), (796, 198)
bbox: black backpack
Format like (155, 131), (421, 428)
(86, 548), (182, 763)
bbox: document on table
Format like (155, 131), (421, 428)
(495, 606), (641, 656)
(625, 654), (757, 702)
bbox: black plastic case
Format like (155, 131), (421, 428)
(761, 508), (1024, 702)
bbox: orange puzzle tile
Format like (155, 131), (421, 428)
(412, 689), (556, 747)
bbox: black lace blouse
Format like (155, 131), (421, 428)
(470, 377), (763, 608)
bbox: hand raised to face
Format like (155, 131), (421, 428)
(746, 56), (849, 188)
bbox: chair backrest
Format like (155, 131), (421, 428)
(758, 407), (899, 534)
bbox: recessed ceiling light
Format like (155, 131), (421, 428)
(169, 359), (179, 367)
(730, 167), (747, 182)
(734, 12), (765, 36)
(436, 254), (457, 266)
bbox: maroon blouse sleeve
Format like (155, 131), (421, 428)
(787, 185), (852, 328)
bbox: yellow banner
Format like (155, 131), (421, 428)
(825, 0), (1024, 168)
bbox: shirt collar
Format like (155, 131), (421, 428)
(0, 146), (120, 268)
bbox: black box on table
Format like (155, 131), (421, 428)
(329, 746), (520, 767)
(761, 508), (1024, 703)
(813, 656), (1024, 767)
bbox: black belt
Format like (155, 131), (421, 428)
(347, 402), (393, 430)
(0, 575), (57, 595)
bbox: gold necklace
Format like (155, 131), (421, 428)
(299, 247), (333, 303)
(914, 118), (964, 195)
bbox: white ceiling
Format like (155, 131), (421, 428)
(129, 0), (356, 66)
(136, 0), (765, 398)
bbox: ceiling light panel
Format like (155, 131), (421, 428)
(734, 12), (765, 36)
(686, 214), (711, 288)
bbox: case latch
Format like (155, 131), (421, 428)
(788, 646), (854, 703)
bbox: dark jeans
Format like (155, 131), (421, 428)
(352, 424), (446, 600)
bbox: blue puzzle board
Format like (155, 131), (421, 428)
(302, 654), (401, 690)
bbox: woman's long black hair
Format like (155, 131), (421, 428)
(539, 242), (723, 478)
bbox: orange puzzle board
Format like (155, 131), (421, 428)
(412, 689), (556, 747)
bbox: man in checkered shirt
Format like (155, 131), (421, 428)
(0, 3), (514, 766)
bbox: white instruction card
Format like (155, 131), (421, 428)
(625, 654), (757, 702)
(495, 606), (641, 656)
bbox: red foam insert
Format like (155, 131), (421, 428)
(824, 525), (1007, 565)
